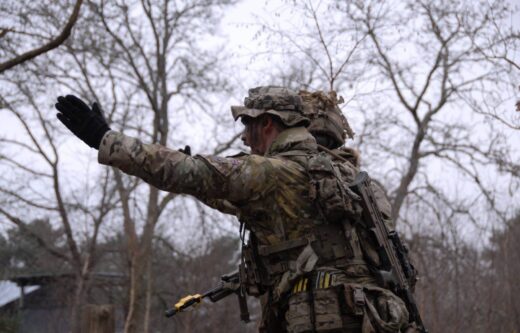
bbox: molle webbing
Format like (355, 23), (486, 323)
(257, 222), (368, 277)
(257, 235), (316, 256)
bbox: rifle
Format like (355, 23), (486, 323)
(350, 171), (427, 333)
(164, 270), (250, 322)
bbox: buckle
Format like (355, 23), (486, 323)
(353, 287), (365, 306)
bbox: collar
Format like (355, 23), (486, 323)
(266, 127), (318, 156)
(333, 146), (360, 167)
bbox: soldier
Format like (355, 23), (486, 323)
(55, 87), (410, 332)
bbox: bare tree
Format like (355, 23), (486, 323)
(24, 0), (241, 331)
(0, 0), (83, 74)
(0, 83), (120, 331)
(344, 0), (519, 225)
(253, 0), (369, 92)
(470, 4), (520, 128)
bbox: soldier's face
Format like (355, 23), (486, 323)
(241, 115), (285, 155)
(241, 115), (277, 155)
(241, 117), (265, 155)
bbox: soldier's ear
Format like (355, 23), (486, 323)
(260, 115), (272, 129)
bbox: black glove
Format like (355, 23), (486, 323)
(179, 145), (191, 155)
(55, 95), (110, 149)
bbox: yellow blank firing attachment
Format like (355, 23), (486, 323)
(165, 294), (203, 318)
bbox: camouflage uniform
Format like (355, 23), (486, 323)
(97, 87), (409, 332)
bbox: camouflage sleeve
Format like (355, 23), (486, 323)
(202, 199), (239, 216)
(98, 131), (276, 203)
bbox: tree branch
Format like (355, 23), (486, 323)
(0, 0), (83, 73)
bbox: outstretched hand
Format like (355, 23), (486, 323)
(55, 95), (110, 149)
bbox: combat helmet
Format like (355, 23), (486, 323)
(231, 86), (310, 127)
(299, 90), (354, 149)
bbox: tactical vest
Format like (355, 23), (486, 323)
(240, 151), (372, 296)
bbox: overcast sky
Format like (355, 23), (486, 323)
(0, 0), (519, 243)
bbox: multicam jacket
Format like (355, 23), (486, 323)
(99, 127), (321, 246)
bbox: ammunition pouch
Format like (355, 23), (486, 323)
(285, 277), (364, 333)
(285, 290), (314, 333)
(286, 278), (409, 333)
(286, 285), (348, 333)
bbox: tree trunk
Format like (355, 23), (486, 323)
(82, 304), (115, 333)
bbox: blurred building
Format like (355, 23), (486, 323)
(0, 272), (124, 333)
